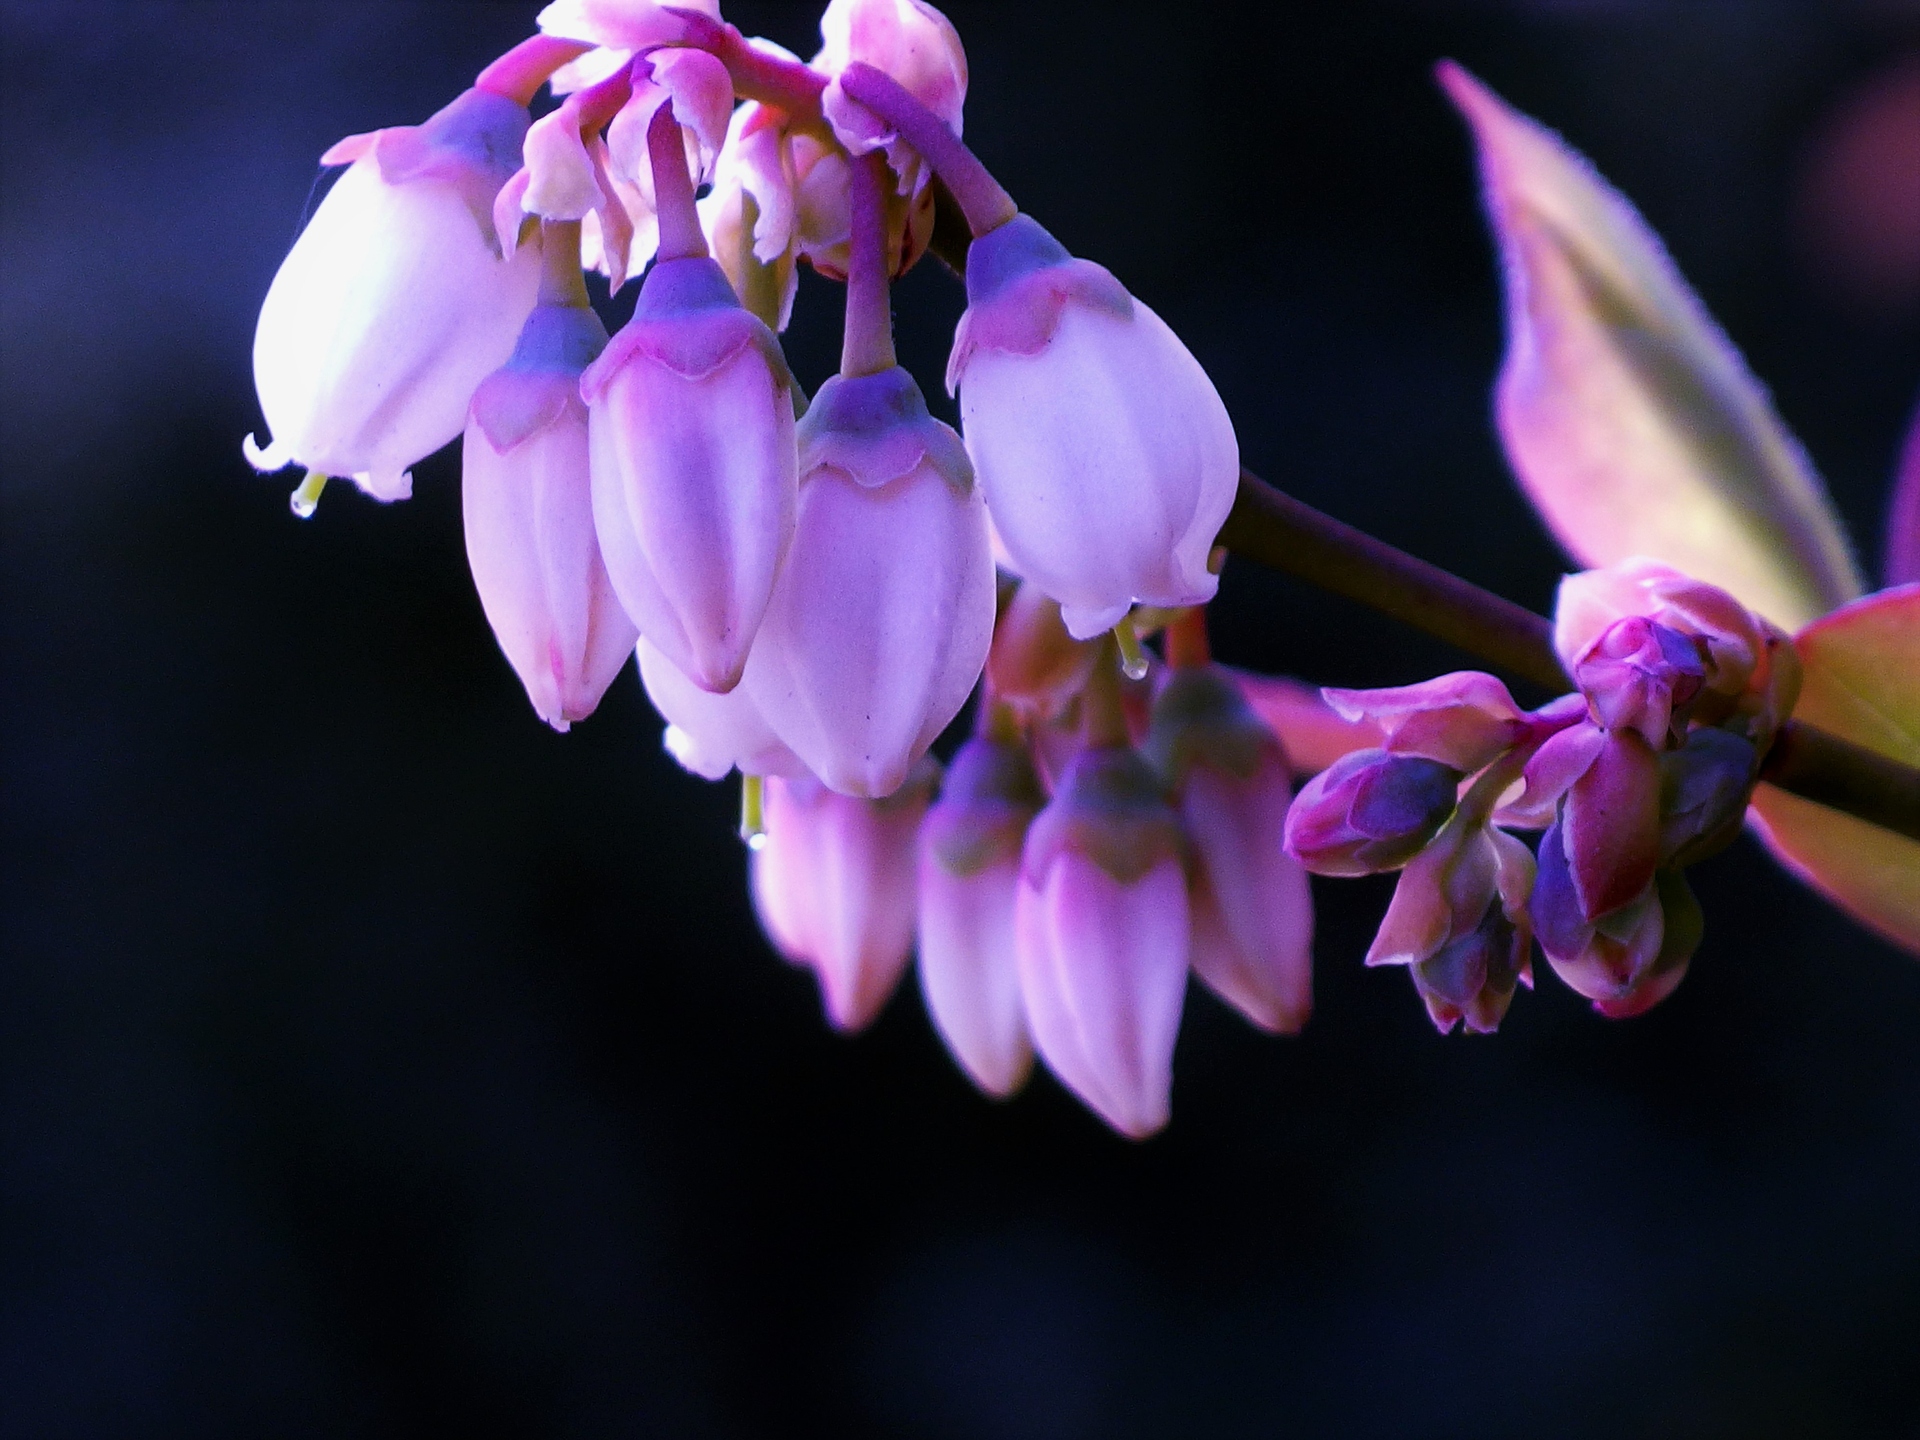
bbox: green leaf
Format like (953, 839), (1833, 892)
(1749, 584), (1920, 955)
(1442, 62), (1864, 631)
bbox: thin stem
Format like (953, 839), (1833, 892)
(647, 104), (708, 262)
(1163, 608), (1212, 670)
(538, 220), (590, 307)
(739, 774), (767, 849)
(1080, 640), (1131, 748)
(1759, 723), (1920, 843)
(1112, 623), (1149, 681)
(837, 63), (1017, 236)
(475, 34), (594, 107)
(841, 152), (896, 377)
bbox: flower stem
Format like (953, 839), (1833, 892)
(1081, 640), (1131, 748)
(475, 34), (594, 108)
(663, 15), (827, 120)
(538, 220), (590, 307)
(841, 152), (896, 377)
(647, 104), (708, 262)
(837, 63), (1017, 236)
(1163, 608), (1212, 670)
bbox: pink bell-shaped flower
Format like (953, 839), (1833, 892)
(946, 216), (1240, 640)
(1016, 740), (1189, 1138)
(248, 90), (541, 504)
(1146, 663), (1313, 1034)
(462, 294), (638, 730)
(583, 255), (800, 693)
(750, 761), (938, 1031)
(637, 638), (805, 780)
(917, 722), (1044, 1097)
(744, 365), (996, 798)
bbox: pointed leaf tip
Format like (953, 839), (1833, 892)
(1440, 61), (1864, 631)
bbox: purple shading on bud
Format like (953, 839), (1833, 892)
(1366, 816), (1535, 973)
(1496, 718), (1605, 829)
(1657, 727), (1757, 868)
(1534, 818), (1701, 1017)
(1573, 615), (1708, 748)
(750, 760), (938, 1032)
(918, 731), (1046, 1098)
(1562, 729), (1661, 921)
(1321, 671), (1528, 772)
(462, 302), (638, 731)
(1016, 744), (1189, 1138)
(584, 255), (799, 693)
(1409, 903), (1532, 1035)
(1147, 666), (1313, 1033)
(1285, 749), (1462, 877)
(743, 366), (996, 798)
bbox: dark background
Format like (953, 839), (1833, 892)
(5, 1), (1920, 1435)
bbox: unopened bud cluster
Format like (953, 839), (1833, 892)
(1285, 558), (1798, 1030)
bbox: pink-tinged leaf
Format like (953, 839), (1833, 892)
(1440, 62), (1863, 631)
(1228, 670), (1383, 776)
(1887, 400), (1920, 588)
(1749, 585), (1920, 956)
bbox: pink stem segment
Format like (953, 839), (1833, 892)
(647, 104), (709, 262)
(836, 63), (1017, 236)
(841, 152), (897, 376)
(538, 220), (591, 308)
(1163, 608), (1212, 670)
(475, 34), (596, 108)
(662, 13), (827, 119)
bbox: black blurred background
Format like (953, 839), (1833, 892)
(4, 2), (1920, 1435)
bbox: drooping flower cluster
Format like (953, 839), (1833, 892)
(1286, 558), (1798, 1028)
(751, 600), (1312, 1136)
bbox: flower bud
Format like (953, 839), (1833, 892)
(947, 215), (1239, 641)
(1555, 559), (1766, 703)
(1657, 726), (1757, 868)
(462, 302), (638, 730)
(1366, 816), (1534, 976)
(1561, 729), (1661, 921)
(637, 638), (804, 780)
(1321, 672), (1529, 772)
(743, 367), (995, 798)
(817, 0), (969, 204)
(247, 89), (542, 501)
(1284, 749), (1461, 877)
(1533, 819), (1701, 1017)
(583, 256), (800, 693)
(750, 761), (938, 1032)
(1573, 616), (1708, 748)
(1408, 902), (1532, 1035)
(1146, 667), (1313, 1033)
(917, 732), (1045, 1096)
(1016, 744), (1189, 1137)
(984, 583), (1099, 722)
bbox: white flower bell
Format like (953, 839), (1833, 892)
(462, 300), (638, 730)
(582, 256), (800, 694)
(947, 215), (1239, 640)
(743, 366), (995, 798)
(248, 89), (542, 503)
(637, 637), (803, 780)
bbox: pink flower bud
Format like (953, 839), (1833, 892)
(917, 733), (1046, 1097)
(743, 366), (995, 798)
(750, 761), (937, 1032)
(1533, 818), (1701, 1017)
(948, 216), (1239, 641)
(1366, 816), (1534, 974)
(247, 90), (542, 501)
(1015, 744), (1189, 1137)
(1321, 672), (1529, 772)
(583, 256), (800, 693)
(1561, 729), (1661, 921)
(462, 303), (638, 730)
(1555, 559), (1766, 703)
(637, 638), (804, 780)
(983, 583), (1099, 722)
(1408, 903), (1532, 1035)
(1146, 667), (1313, 1033)
(1284, 749), (1461, 877)
(1573, 616), (1708, 747)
